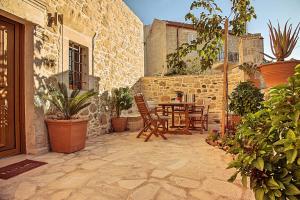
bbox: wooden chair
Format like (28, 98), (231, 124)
(134, 94), (168, 142)
(189, 106), (204, 131)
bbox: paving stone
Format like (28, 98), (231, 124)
(151, 169), (172, 178)
(161, 183), (187, 198)
(118, 179), (146, 189)
(50, 189), (73, 200)
(80, 160), (106, 170)
(169, 176), (201, 188)
(189, 189), (218, 200)
(0, 133), (254, 200)
(129, 183), (160, 200)
(167, 159), (189, 170)
(200, 178), (243, 199)
(47, 170), (96, 189)
(156, 190), (181, 200)
(14, 182), (37, 200)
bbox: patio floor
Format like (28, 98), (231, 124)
(0, 132), (254, 200)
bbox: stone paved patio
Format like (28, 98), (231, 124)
(0, 132), (254, 200)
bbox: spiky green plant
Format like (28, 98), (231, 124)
(45, 82), (97, 120)
(268, 21), (300, 61)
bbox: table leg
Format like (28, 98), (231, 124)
(171, 106), (175, 127)
(184, 104), (192, 135)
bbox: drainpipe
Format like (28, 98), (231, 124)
(92, 32), (98, 76)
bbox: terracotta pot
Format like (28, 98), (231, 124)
(176, 96), (183, 102)
(249, 75), (261, 88)
(111, 117), (128, 132)
(45, 118), (88, 153)
(259, 60), (300, 88)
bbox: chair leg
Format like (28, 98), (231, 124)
(137, 123), (150, 138)
(145, 127), (157, 142)
(159, 130), (167, 140)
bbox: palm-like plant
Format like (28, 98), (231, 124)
(268, 20), (300, 61)
(45, 82), (97, 120)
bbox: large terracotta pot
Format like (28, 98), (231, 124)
(111, 117), (128, 132)
(45, 118), (88, 153)
(259, 60), (300, 88)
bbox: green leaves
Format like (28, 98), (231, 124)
(268, 21), (300, 61)
(45, 82), (97, 120)
(111, 87), (133, 117)
(228, 64), (300, 200)
(166, 0), (256, 73)
(255, 188), (265, 200)
(229, 81), (264, 116)
(253, 157), (264, 171)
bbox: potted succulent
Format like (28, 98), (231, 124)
(229, 81), (264, 126)
(44, 82), (97, 153)
(260, 21), (300, 88)
(111, 87), (133, 132)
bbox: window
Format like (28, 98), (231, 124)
(187, 33), (195, 44)
(68, 42), (88, 90)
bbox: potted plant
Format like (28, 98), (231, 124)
(229, 81), (264, 125)
(44, 82), (97, 153)
(175, 91), (184, 102)
(111, 87), (133, 132)
(238, 62), (261, 88)
(259, 21), (300, 88)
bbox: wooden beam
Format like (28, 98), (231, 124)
(221, 18), (229, 136)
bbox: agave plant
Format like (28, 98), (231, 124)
(45, 82), (97, 120)
(267, 20), (300, 61)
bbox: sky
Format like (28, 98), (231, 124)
(124, 0), (300, 60)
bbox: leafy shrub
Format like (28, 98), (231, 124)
(229, 81), (264, 116)
(228, 65), (300, 200)
(111, 87), (133, 117)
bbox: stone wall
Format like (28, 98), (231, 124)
(137, 68), (245, 129)
(0, 0), (144, 154)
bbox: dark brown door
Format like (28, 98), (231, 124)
(0, 16), (21, 158)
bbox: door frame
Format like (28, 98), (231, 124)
(0, 15), (25, 158)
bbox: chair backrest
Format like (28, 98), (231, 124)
(134, 93), (152, 122)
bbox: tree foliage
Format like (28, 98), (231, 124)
(166, 0), (256, 74)
(228, 65), (300, 200)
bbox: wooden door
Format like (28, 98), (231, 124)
(0, 16), (21, 158)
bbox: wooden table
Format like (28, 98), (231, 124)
(158, 102), (195, 135)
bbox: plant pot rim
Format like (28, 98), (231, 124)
(45, 118), (89, 123)
(112, 116), (128, 119)
(259, 60), (300, 68)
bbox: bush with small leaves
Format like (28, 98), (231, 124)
(228, 65), (300, 200)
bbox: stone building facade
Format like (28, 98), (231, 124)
(144, 19), (264, 76)
(0, 0), (144, 156)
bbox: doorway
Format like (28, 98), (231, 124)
(0, 16), (24, 158)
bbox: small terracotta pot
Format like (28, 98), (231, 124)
(177, 96), (183, 102)
(259, 60), (300, 88)
(45, 118), (88, 153)
(111, 117), (128, 132)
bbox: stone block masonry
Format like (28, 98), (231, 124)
(0, 0), (144, 154)
(137, 68), (245, 129)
